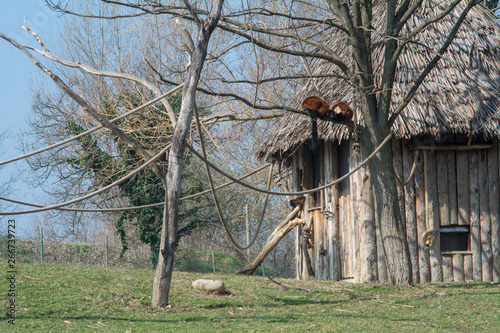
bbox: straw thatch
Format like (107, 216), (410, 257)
(257, 1), (500, 162)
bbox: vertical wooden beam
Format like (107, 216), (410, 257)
(457, 150), (470, 225)
(314, 210), (325, 280)
(340, 197), (348, 278)
(304, 145), (316, 280)
(488, 141), (499, 282)
(332, 142), (340, 281)
(442, 255), (454, 282)
(437, 150), (450, 226)
(298, 146), (308, 280)
(347, 195), (354, 279)
(326, 206), (336, 281)
(447, 138), (458, 225)
(464, 255), (473, 281)
(453, 254), (465, 282)
(469, 151), (482, 281)
(351, 142), (361, 283)
(427, 151), (443, 282)
(402, 141), (419, 283)
(323, 142), (332, 281)
(312, 209), (318, 280)
(415, 149), (431, 282)
(479, 150), (493, 282)
(295, 225), (302, 280)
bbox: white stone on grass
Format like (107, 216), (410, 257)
(191, 279), (226, 294)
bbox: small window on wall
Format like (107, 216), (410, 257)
(440, 225), (470, 252)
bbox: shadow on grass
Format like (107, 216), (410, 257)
(9, 305), (394, 326)
(435, 281), (499, 289)
(269, 296), (343, 306)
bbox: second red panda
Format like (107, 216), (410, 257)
(332, 101), (353, 123)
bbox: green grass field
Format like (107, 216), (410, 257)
(1, 261), (499, 332)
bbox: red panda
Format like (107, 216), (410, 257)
(301, 96), (331, 153)
(332, 101), (353, 123)
(301, 96), (331, 117)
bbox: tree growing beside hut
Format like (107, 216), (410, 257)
(256, 1), (500, 283)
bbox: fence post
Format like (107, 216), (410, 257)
(105, 234), (108, 267)
(245, 204), (250, 248)
(212, 249), (216, 273)
(262, 264), (265, 277)
(40, 227), (44, 263)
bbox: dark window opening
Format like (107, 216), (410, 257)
(440, 225), (470, 252)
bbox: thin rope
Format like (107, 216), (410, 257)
(393, 150), (420, 185)
(0, 196), (162, 213)
(421, 150), (435, 249)
(194, 104), (273, 250)
(186, 132), (394, 197)
(0, 144), (171, 216)
(0, 85), (183, 167)
(0, 163), (271, 213)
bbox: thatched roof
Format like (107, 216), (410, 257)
(257, 1), (500, 162)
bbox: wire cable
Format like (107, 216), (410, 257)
(185, 132), (394, 196)
(0, 144), (171, 216)
(0, 163), (271, 213)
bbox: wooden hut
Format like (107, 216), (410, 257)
(256, 1), (500, 283)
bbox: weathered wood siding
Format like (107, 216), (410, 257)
(294, 137), (500, 283)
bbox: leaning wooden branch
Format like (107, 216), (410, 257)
(237, 206), (303, 275)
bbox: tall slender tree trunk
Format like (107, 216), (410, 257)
(367, 130), (413, 285)
(151, 1), (224, 307)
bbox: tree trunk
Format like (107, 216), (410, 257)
(368, 132), (413, 285)
(151, 1), (223, 307)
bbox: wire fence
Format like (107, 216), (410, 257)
(0, 234), (276, 276)
(0, 234), (152, 269)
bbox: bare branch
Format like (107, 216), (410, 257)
(388, 0), (482, 127)
(395, 0), (424, 31)
(393, 0), (462, 60)
(22, 25), (179, 128)
(214, 20), (350, 75)
(183, 0), (201, 25)
(201, 112), (286, 125)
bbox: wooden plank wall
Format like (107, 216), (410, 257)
(385, 138), (499, 283)
(295, 138), (500, 283)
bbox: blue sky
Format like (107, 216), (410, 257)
(0, 1), (60, 237)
